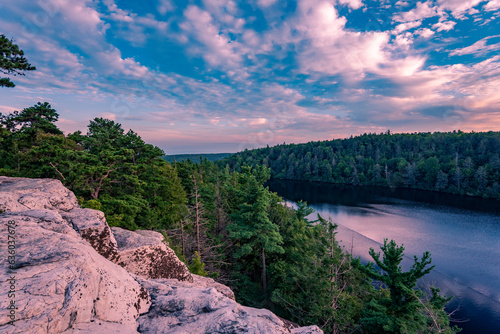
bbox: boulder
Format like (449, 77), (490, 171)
(192, 274), (235, 300)
(0, 211), (150, 334)
(0, 176), (79, 212)
(136, 277), (323, 334)
(61, 209), (119, 261)
(111, 227), (193, 282)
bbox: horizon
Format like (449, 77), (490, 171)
(164, 128), (496, 155)
(1, 0), (499, 154)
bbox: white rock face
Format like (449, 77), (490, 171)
(137, 277), (323, 334)
(192, 274), (236, 300)
(112, 227), (193, 282)
(0, 176), (79, 212)
(0, 178), (150, 334)
(0, 177), (323, 334)
(62, 208), (120, 261)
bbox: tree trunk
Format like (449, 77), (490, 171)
(193, 177), (201, 256)
(180, 220), (185, 256)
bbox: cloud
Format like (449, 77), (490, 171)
(436, 0), (483, 18)
(179, 5), (247, 73)
(415, 28), (435, 38)
(157, 0), (175, 15)
(257, 0), (278, 8)
(432, 19), (457, 31)
(393, 20), (422, 34)
(393, 1), (438, 23)
(1, 0), (499, 152)
(450, 35), (500, 56)
(484, 0), (500, 11)
(337, 0), (364, 10)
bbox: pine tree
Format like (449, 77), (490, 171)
(228, 166), (284, 296)
(0, 35), (36, 87)
(356, 239), (437, 333)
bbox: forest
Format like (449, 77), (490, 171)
(222, 131), (500, 199)
(0, 102), (460, 334)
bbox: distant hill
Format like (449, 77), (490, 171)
(163, 153), (233, 163)
(221, 131), (500, 199)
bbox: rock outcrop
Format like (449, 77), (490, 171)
(0, 177), (323, 334)
(0, 191), (151, 332)
(137, 277), (322, 334)
(111, 227), (193, 282)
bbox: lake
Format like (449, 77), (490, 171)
(267, 180), (500, 334)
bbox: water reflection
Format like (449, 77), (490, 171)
(269, 180), (500, 334)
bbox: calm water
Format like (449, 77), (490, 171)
(267, 180), (500, 334)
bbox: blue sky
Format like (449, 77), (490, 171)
(0, 0), (499, 153)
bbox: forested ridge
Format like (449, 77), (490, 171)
(222, 131), (500, 199)
(1, 38), (460, 333)
(0, 102), (460, 334)
(163, 152), (232, 163)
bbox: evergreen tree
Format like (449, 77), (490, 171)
(0, 35), (36, 87)
(355, 239), (458, 333)
(228, 166), (284, 298)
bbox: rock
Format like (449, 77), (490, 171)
(136, 277), (322, 334)
(0, 212), (150, 334)
(112, 227), (193, 282)
(292, 326), (324, 334)
(0, 177), (150, 333)
(192, 274), (235, 300)
(65, 320), (140, 334)
(0, 176), (79, 212)
(61, 209), (119, 261)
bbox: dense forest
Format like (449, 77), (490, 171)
(0, 102), (460, 333)
(163, 152), (232, 163)
(222, 131), (500, 199)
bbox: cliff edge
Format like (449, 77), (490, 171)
(0, 177), (322, 334)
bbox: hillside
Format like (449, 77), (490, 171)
(163, 153), (233, 163)
(222, 131), (500, 199)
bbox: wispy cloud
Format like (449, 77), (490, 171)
(450, 35), (500, 56)
(0, 0), (498, 153)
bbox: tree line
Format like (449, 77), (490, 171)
(222, 131), (500, 199)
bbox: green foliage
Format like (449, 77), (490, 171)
(81, 199), (102, 211)
(355, 240), (459, 334)
(0, 35), (36, 87)
(222, 131), (500, 198)
(0, 107), (187, 232)
(163, 153), (233, 163)
(188, 251), (208, 277)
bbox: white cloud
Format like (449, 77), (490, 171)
(450, 35), (500, 56)
(157, 0), (175, 15)
(393, 20), (422, 34)
(393, 1), (438, 22)
(415, 28), (435, 38)
(180, 6), (243, 69)
(436, 0), (483, 18)
(269, 0), (425, 80)
(432, 20), (457, 31)
(484, 0), (500, 11)
(257, 0), (278, 8)
(337, 0), (364, 10)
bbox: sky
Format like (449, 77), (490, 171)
(0, 0), (499, 154)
